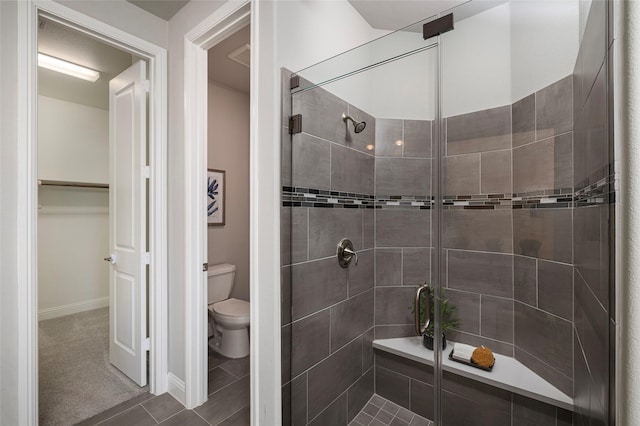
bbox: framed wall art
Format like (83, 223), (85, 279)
(207, 169), (225, 226)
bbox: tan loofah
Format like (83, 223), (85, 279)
(471, 346), (495, 368)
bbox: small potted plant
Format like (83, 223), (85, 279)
(410, 287), (460, 350)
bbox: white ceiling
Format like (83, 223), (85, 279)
(208, 25), (251, 94)
(126, 0), (189, 20)
(38, 17), (136, 110)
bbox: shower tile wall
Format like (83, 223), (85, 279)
(572, 1), (613, 425)
(374, 117), (433, 340)
(281, 72), (375, 425)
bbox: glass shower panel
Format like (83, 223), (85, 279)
(281, 29), (438, 425)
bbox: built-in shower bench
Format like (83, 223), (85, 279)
(373, 337), (574, 412)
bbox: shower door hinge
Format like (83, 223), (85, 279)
(289, 114), (302, 134)
(423, 13), (454, 40)
(143, 337), (151, 351)
(144, 252), (150, 265)
(203, 262), (209, 272)
(290, 75), (300, 90)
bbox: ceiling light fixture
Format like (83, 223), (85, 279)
(38, 53), (100, 82)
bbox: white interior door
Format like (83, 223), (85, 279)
(107, 60), (148, 386)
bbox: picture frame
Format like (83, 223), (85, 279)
(207, 169), (225, 226)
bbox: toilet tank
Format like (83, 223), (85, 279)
(207, 263), (236, 304)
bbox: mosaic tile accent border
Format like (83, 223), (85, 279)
(282, 180), (616, 210)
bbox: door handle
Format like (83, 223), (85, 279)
(337, 238), (358, 268)
(104, 254), (117, 265)
(415, 284), (431, 335)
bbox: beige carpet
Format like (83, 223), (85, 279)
(39, 308), (147, 426)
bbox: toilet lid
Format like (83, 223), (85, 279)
(213, 298), (250, 317)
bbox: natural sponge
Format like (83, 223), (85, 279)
(471, 346), (495, 369)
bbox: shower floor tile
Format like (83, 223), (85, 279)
(349, 395), (432, 426)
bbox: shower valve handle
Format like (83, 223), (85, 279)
(337, 238), (358, 268)
(343, 247), (358, 266)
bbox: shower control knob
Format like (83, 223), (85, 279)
(337, 238), (358, 268)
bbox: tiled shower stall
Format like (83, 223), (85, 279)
(281, 2), (613, 425)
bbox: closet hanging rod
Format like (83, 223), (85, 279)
(38, 179), (109, 189)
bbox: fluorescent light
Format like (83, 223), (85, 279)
(38, 53), (100, 82)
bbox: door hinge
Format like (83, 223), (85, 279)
(290, 75), (300, 90)
(423, 13), (454, 40)
(289, 114), (302, 134)
(143, 166), (151, 179)
(143, 337), (151, 351)
(144, 80), (150, 93)
(203, 262), (209, 272)
(145, 252), (150, 265)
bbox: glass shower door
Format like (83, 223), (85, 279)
(281, 18), (440, 425)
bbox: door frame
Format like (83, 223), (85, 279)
(182, 0), (251, 409)
(18, 0), (168, 421)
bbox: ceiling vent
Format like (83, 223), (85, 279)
(227, 44), (251, 69)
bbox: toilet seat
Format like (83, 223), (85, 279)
(210, 298), (250, 322)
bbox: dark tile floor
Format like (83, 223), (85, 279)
(74, 352), (250, 426)
(349, 395), (432, 426)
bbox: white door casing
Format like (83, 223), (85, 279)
(108, 60), (148, 387)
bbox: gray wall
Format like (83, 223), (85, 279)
(208, 81), (251, 302)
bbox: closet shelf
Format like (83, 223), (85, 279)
(39, 179), (109, 189)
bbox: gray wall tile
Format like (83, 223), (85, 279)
(375, 287), (415, 326)
(446, 329), (514, 357)
(293, 85), (347, 144)
(282, 267), (292, 326)
(480, 296), (514, 343)
(376, 249), (402, 287)
(512, 94), (535, 148)
(291, 373), (308, 426)
(375, 366), (410, 409)
(443, 210), (512, 253)
(331, 144), (374, 195)
(348, 249), (374, 297)
(291, 257), (347, 321)
(374, 325), (415, 340)
(281, 324), (291, 384)
(514, 302), (573, 380)
(582, 47), (608, 187)
(444, 154), (480, 196)
(347, 104), (376, 154)
(307, 337), (363, 419)
(442, 373), (512, 426)
(514, 255), (537, 306)
(444, 289), (480, 335)
(282, 127), (292, 187)
(291, 310), (330, 377)
(410, 379), (434, 421)
(574, 203), (608, 308)
(347, 369), (374, 422)
(281, 207), (307, 266)
(447, 250), (513, 298)
(513, 208), (573, 264)
(404, 120), (432, 158)
(292, 133), (331, 190)
(376, 350), (433, 384)
(480, 150), (512, 195)
(375, 158), (431, 196)
(573, 332), (591, 426)
(308, 208), (362, 260)
(331, 290), (374, 352)
(575, 274), (608, 410)
(308, 393), (347, 426)
(363, 327), (375, 372)
(447, 105), (511, 155)
(536, 76), (573, 140)
(581, 0), (606, 110)
(403, 248), (431, 286)
(513, 133), (573, 193)
(376, 209), (431, 248)
(376, 118), (403, 157)
(363, 209), (375, 249)
(512, 394), (556, 426)
(538, 260), (573, 320)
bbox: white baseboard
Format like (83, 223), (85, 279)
(38, 297), (109, 321)
(168, 372), (186, 407)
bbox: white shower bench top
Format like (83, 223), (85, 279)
(373, 337), (574, 412)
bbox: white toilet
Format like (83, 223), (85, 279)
(207, 263), (250, 358)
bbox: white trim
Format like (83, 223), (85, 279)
(183, 0), (251, 409)
(38, 297), (109, 321)
(167, 372), (187, 406)
(18, 1), (169, 419)
(38, 206), (108, 215)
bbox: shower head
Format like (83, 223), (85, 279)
(342, 113), (367, 134)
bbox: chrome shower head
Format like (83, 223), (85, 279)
(342, 113), (367, 134)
